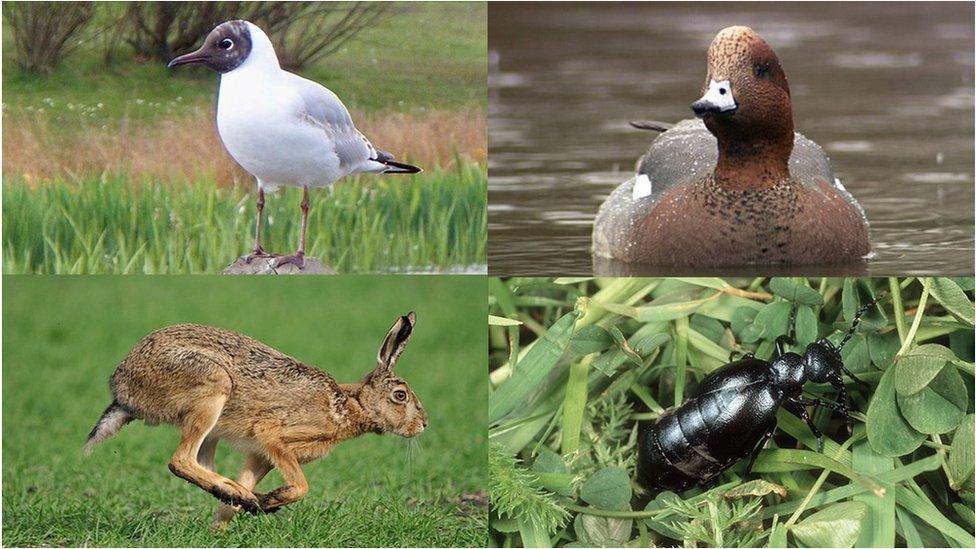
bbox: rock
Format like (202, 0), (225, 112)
(221, 256), (337, 275)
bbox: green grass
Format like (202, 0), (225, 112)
(2, 275), (488, 547)
(2, 164), (486, 274)
(488, 277), (975, 548)
(1, 2), (487, 126)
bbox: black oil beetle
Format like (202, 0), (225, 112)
(637, 295), (881, 491)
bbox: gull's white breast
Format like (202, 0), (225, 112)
(216, 69), (344, 189)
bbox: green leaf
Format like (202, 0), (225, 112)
(894, 344), (955, 395)
(867, 366), (926, 457)
(569, 325), (613, 356)
(930, 277), (975, 327)
(950, 277), (976, 291)
(895, 485), (976, 547)
(769, 277), (823, 306)
(519, 519), (553, 548)
(897, 365), (968, 434)
(690, 314), (725, 343)
(574, 514), (633, 547)
(730, 306), (759, 335)
(579, 467), (632, 511)
(842, 279), (887, 331)
(489, 315), (523, 326)
(840, 334), (871, 373)
(866, 331), (900, 370)
(724, 479), (787, 498)
(489, 311), (576, 423)
(767, 521), (788, 548)
(795, 305), (818, 347)
(852, 436), (896, 547)
(533, 448), (573, 496)
(740, 321), (767, 344)
(594, 295), (716, 322)
(948, 414), (975, 492)
(790, 501), (868, 548)
(608, 326), (643, 368)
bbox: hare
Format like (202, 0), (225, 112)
(84, 312), (426, 529)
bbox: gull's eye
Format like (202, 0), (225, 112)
(219, 38), (234, 50)
(393, 389), (407, 402)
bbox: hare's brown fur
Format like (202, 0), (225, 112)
(85, 313), (426, 530)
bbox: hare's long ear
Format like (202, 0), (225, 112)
(369, 312), (416, 379)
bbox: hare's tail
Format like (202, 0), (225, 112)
(84, 401), (133, 455)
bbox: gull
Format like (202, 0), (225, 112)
(169, 20), (421, 268)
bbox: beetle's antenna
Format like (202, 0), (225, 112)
(838, 291), (888, 351)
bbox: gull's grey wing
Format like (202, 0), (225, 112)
(287, 72), (379, 169)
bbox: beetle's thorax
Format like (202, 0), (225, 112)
(769, 352), (806, 394)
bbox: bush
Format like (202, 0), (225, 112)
(2, 1), (95, 74)
(123, 1), (391, 70)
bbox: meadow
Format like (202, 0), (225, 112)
(2, 275), (488, 547)
(2, 2), (487, 274)
(488, 277), (975, 548)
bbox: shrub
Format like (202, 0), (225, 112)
(2, 1), (95, 74)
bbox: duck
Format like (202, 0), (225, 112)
(592, 26), (870, 266)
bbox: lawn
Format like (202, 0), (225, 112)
(2, 275), (488, 547)
(488, 277), (975, 548)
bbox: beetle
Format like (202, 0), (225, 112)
(636, 295), (881, 491)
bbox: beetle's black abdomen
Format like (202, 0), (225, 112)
(637, 359), (782, 491)
(637, 419), (700, 491)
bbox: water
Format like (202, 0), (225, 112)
(488, 2), (974, 276)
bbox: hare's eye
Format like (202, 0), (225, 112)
(393, 389), (407, 402)
(219, 38), (234, 50)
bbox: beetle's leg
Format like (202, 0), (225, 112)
(825, 376), (857, 434)
(784, 398), (825, 453)
(774, 302), (799, 357)
(842, 366), (871, 389)
(730, 350), (755, 361)
(744, 426), (776, 475)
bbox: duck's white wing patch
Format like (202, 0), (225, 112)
(632, 173), (653, 199)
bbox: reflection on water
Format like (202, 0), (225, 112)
(488, 2), (974, 276)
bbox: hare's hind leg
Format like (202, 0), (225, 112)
(211, 453), (273, 531)
(198, 435), (218, 471)
(257, 444), (309, 513)
(168, 394), (261, 514)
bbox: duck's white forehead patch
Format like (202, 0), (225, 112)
(701, 79), (737, 112)
(632, 173), (652, 199)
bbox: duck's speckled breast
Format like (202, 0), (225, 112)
(593, 119), (852, 260)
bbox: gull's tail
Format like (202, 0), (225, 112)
(374, 150), (422, 174)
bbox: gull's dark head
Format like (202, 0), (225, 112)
(168, 20), (252, 73)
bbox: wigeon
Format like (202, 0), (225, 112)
(593, 26), (870, 266)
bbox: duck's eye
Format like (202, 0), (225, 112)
(718, 87), (727, 95)
(219, 38), (234, 50)
(392, 389), (407, 402)
(754, 64), (768, 78)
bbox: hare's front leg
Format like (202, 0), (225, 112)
(257, 444), (309, 513)
(211, 452), (273, 531)
(168, 394), (261, 514)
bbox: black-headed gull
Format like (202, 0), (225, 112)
(169, 20), (421, 268)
